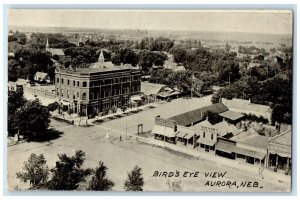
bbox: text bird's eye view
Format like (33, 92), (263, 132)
(7, 9), (293, 192)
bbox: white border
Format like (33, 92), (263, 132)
(1, 1), (299, 200)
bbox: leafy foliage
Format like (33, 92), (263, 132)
(16, 153), (49, 187)
(48, 150), (92, 190)
(87, 161), (114, 191)
(17, 99), (51, 137)
(124, 166), (144, 191)
(8, 90), (26, 136)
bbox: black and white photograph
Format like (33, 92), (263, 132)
(6, 9), (293, 192)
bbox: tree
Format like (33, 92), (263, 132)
(17, 99), (51, 137)
(16, 153), (49, 187)
(87, 161), (114, 191)
(124, 166), (144, 191)
(211, 93), (221, 104)
(8, 90), (26, 136)
(48, 150), (92, 190)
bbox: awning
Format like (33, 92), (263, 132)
(176, 131), (187, 138)
(216, 142), (266, 160)
(60, 101), (70, 106)
(196, 138), (216, 146)
(268, 150), (291, 158)
(151, 125), (176, 138)
(130, 95), (142, 101)
(184, 132), (194, 140)
(215, 142), (234, 153)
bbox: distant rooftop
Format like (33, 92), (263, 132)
(168, 103), (229, 126)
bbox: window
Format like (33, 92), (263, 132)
(67, 80), (70, 85)
(67, 90), (70, 98)
(77, 81), (79, 87)
(73, 80), (75, 86)
(56, 88), (59, 95)
(83, 81), (87, 87)
(61, 89), (64, 97)
(113, 99), (119, 107)
(56, 78), (59, 83)
(123, 97), (128, 105)
(203, 132), (205, 138)
(82, 93), (87, 100)
(77, 92), (79, 98)
(211, 134), (213, 140)
(62, 79), (64, 84)
(73, 92), (76, 99)
(102, 101), (109, 110)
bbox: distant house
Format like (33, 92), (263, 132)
(8, 81), (23, 92)
(213, 119), (243, 138)
(141, 82), (167, 101)
(215, 131), (268, 165)
(46, 38), (65, 57)
(16, 78), (30, 87)
(221, 98), (272, 123)
(168, 103), (229, 126)
(152, 116), (177, 144)
(8, 52), (15, 57)
(193, 118), (219, 152)
(218, 110), (244, 124)
(163, 54), (186, 72)
(266, 128), (291, 172)
(34, 72), (51, 83)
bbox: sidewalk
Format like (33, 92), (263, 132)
(130, 134), (291, 186)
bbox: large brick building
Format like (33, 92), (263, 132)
(55, 50), (141, 116)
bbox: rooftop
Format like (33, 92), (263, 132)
(168, 103), (229, 126)
(221, 98), (272, 113)
(232, 130), (269, 149)
(141, 82), (166, 96)
(219, 110), (244, 121)
(269, 128), (291, 147)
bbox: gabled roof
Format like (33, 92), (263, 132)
(141, 82), (166, 96)
(168, 103), (228, 126)
(35, 72), (48, 80)
(47, 48), (65, 56)
(16, 78), (29, 85)
(213, 120), (242, 136)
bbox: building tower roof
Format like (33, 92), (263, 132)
(98, 50), (105, 63)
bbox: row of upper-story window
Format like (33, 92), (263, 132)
(57, 86), (140, 100)
(56, 76), (140, 87)
(198, 131), (215, 140)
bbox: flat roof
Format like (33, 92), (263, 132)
(219, 110), (244, 121)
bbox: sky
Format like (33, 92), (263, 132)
(8, 9), (293, 35)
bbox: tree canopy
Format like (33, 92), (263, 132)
(124, 166), (144, 191)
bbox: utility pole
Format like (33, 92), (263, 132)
(164, 121), (166, 148)
(191, 73), (194, 98)
(125, 113), (128, 140)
